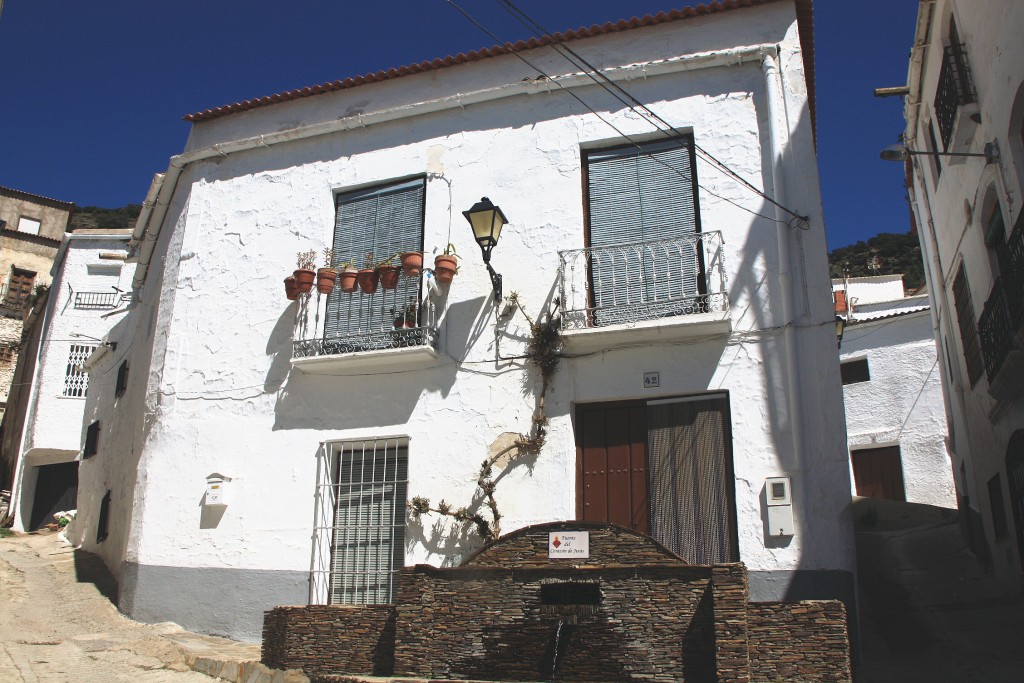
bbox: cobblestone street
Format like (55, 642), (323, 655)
(0, 531), (216, 682)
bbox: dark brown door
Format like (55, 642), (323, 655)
(575, 402), (649, 533)
(851, 446), (906, 501)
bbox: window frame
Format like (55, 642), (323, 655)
(63, 344), (96, 398)
(840, 357), (871, 385)
(83, 420), (100, 458)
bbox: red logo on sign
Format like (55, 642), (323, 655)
(552, 536), (561, 548)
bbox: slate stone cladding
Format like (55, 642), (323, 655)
(748, 602), (852, 683)
(262, 522), (851, 682)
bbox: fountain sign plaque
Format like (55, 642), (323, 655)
(548, 531), (590, 558)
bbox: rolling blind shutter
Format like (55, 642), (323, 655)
(326, 178), (425, 338)
(585, 138), (701, 324)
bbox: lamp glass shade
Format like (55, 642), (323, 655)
(879, 144), (909, 162)
(463, 197), (508, 248)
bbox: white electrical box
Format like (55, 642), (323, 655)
(765, 477), (794, 536)
(205, 473), (231, 506)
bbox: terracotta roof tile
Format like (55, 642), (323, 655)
(185, 0), (815, 131)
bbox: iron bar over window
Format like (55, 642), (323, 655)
(934, 43), (977, 150)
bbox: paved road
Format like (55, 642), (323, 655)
(0, 531), (213, 682)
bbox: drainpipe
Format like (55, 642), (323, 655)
(762, 46), (805, 473)
(128, 44), (781, 286)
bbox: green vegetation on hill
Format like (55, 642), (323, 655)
(69, 204), (142, 231)
(828, 231), (926, 292)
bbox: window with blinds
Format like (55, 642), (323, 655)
(583, 137), (704, 326)
(326, 178), (425, 345)
(326, 439), (408, 605)
(63, 344), (96, 398)
(952, 264), (984, 386)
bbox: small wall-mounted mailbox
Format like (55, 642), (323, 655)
(205, 473), (231, 506)
(765, 476), (794, 536)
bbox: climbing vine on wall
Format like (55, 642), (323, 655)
(409, 292), (562, 544)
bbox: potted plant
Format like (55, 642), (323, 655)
(357, 252), (380, 294)
(391, 300), (420, 329)
(316, 249), (338, 294)
(337, 259), (358, 293)
(294, 250), (317, 294)
(434, 244), (459, 285)
(400, 251), (424, 278)
(378, 254), (402, 290)
(284, 276), (298, 301)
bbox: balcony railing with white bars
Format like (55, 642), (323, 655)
(557, 230), (728, 330)
(74, 291), (120, 309)
(292, 274), (438, 359)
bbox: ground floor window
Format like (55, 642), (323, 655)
(311, 438), (408, 605)
(575, 394), (738, 564)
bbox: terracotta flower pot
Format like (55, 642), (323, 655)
(434, 254), (458, 285)
(293, 268), (315, 294)
(339, 267), (358, 293)
(316, 268), (338, 294)
(284, 276), (298, 301)
(400, 252), (424, 278)
(379, 265), (401, 290)
(357, 268), (380, 294)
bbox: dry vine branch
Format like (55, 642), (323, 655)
(409, 292), (562, 543)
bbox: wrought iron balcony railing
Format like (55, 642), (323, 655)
(934, 43), (977, 150)
(292, 274), (437, 359)
(557, 230), (728, 330)
(979, 215), (1024, 381)
(74, 291), (119, 309)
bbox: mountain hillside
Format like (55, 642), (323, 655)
(829, 231), (926, 292)
(69, 204), (141, 231)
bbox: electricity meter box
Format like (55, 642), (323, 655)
(765, 476), (794, 536)
(205, 473), (231, 506)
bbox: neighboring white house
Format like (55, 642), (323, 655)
(5, 229), (134, 532)
(833, 274), (956, 507)
(898, 0), (1024, 582)
(67, 0), (857, 641)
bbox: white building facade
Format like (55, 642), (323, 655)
(68, 0), (857, 641)
(6, 230), (134, 532)
(834, 275), (956, 507)
(900, 0), (1024, 583)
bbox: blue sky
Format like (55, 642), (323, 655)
(0, 1), (917, 249)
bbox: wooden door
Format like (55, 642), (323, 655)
(851, 446), (906, 501)
(575, 402), (649, 533)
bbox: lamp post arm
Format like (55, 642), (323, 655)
(486, 262), (502, 303)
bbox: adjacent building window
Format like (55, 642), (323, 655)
(83, 421), (100, 458)
(115, 360), (129, 398)
(16, 216), (41, 235)
(320, 438), (408, 605)
(582, 136), (704, 326)
(3, 267), (36, 309)
(851, 446), (907, 501)
(988, 473), (1009, 539)
(325, 178), (425, 348)
(951, 263), (984, 386)
(63, 344), (96, 398)
(840, 357), (871, 385)
(0, 346), (15, 365)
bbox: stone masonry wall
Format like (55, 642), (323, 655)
(262, 604), (395, 678)
(748, 601), (852, 683)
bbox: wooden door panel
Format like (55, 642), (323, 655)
(852, 447), (906, 501)
(576, 403), (649, 532)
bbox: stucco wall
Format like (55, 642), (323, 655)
(8, 234), (135, 532)
(903, 0), (1024, 578)
(73, 1), (854, 641)
(841, 311), (956, 507)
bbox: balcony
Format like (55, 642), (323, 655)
(978, 216), (1024, 400)
(291, 274), (439, 374)
(557, 231), (730, 349)
(74, 291), (119, 309)
(934, 43), (978, 153)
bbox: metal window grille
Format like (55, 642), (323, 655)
(952, 265), (984, 386)
(934, 42), (977, 150)
(309, 438), (408, 605)
(74, 291), (119, 309)
(63, 344), (96, 397)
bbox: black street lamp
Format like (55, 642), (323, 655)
(463, 197), (508, 302)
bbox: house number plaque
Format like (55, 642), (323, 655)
(644, 372), (660, 388)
